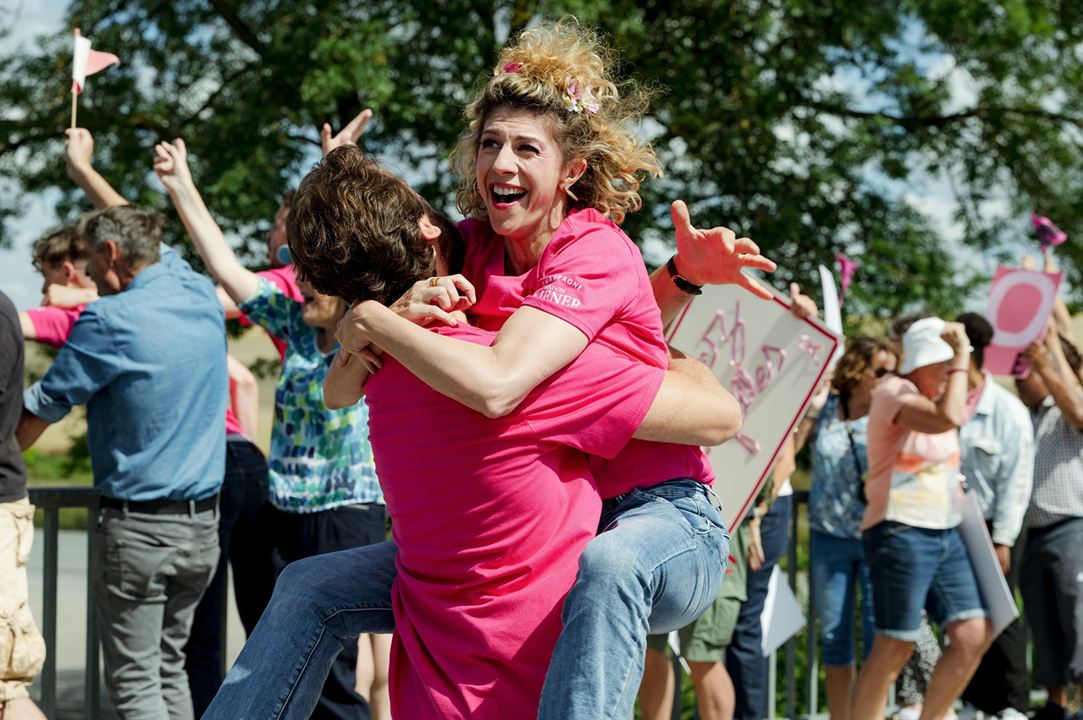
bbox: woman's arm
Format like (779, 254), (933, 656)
(227, 355), (261, 438)
(1028, 333), (1083, 430)
(894, 323), (971, 433)
(338, 301), (587, 418)
(632, 348), (742, 446)
(650, 200), (776, 327)
(153, 139), (259, 304)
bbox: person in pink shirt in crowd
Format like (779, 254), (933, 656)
(203, 147), (741, 720)
(332, 20), (775, 720)
(851, 316), (993, 720)
(56, 127), (276, 715)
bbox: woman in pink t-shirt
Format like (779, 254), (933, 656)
(851, 316), (992, 720)
(333, 20), (772, 719)
(206, 149), (742, 719)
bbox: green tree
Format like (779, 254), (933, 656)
(2, 0), (1081, 321)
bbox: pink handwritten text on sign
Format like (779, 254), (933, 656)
(691, 301), (799, 456)
(666, 284), (839, 529)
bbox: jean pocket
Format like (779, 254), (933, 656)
(669, 493), (723, 537)
(106, 526), (174, 601)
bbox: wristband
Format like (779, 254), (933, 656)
(666, 255), (703, 296)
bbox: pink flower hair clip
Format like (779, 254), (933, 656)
(563, 78), (599, 114)
(502, 62), (522, 74)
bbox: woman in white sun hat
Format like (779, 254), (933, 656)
(850, 315), (993, 720)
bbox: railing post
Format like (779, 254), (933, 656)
(670, 653), (683, 720)
(784, 499), (799, 720)
(39, 507), (59, 719)
(85, 503), (100, 719)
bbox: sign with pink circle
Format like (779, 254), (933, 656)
(982, 266), (1063, 376)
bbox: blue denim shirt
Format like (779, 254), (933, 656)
(959, 376), (1034, 546)
(809, 394), (869, 539)
(24, 251), (227, 501)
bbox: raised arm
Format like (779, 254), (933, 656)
(895, 323), (971, 433)
(1027, 332), (1083, 430)
(632, 348), (741, 446)
(153, 139), (259, 304)
(650, 200), (777, 327)
(65, 128), (128, 209)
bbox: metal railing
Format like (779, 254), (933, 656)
(29, 486), (101, 720)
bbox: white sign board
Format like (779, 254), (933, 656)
(667, 285), (839, 530)
(957, 491), (1019, 637)
(760, 565), (807, 656)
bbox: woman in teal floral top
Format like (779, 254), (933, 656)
(156, 137), (383, 719)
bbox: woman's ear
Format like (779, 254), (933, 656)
(418, 213), (442, 244)
(564, 157), (588, 187)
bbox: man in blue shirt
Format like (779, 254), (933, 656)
(17, 204), (227, 720)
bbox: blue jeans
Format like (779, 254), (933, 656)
(863, 522), (986, 641)
(726, 493), (792, 720)
(207, 481), (727, 719)
(537, 479), (728, 720)
(810, 529), (874, 667)
(203, 541), (398, 720)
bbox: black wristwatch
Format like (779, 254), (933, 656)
(666, 255), (703, 296)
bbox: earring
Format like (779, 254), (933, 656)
(563, 183), (579, 202)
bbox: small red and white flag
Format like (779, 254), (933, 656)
(71, 28), (119, 95)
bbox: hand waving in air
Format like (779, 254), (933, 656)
(152, 138), (194, 192)
(670, 199), (777, 300)
(321, 108), (374, 156)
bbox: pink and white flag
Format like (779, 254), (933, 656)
(72, 29), (119, 95)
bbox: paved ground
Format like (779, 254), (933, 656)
(25, 529), (247, 719)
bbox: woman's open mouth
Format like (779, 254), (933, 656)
(490, 183), (528, 208)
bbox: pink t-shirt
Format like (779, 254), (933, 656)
(863, 375), (963, 530)
(459, 210), (715, 498)
(238, 265), (303, 360)
(364, 323), (663, 719)
(27, 304), (250, 438)
(25, 305), (86, 348)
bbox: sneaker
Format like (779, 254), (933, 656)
(997, 709), (1027, 720)
(957, 704), (983, 720)
(895, 706), (922, 720)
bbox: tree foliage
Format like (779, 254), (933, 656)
(2, 0), (1081, 322)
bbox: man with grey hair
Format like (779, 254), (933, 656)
(16, 204), (227, 720)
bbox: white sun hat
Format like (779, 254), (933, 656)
(898, 316), (955, 375)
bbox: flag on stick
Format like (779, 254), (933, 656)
(71, 29), (119, 127)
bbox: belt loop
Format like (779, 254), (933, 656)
(121, 499), (130, 516)
(187, 499), (197, 517)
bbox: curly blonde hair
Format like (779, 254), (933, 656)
(451, 18), (661, 225)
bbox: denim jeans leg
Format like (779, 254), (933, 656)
(203, 540), (398, 720)
(811, 530), (858, 668)
(537, 483), (727, 720)
(727, 494), (792, 720)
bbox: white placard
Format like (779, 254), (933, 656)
(760, 565), (806, 656)
(667, 285), (839, 529)
(818, 264), (845, 367)
(956, 491), (1019, 637)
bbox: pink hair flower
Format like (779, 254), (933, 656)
(502, 62), (522, 74)
(563, 78), (598, 114)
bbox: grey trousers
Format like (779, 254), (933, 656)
(94, 505), (219, 720)
(1022, 516), (1083, 687)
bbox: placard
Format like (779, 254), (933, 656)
(956, 491), (1019, 638)
(667, 285), (839, 529)
(983, 267), (1062, 377)
(761, 565), (807, 656)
